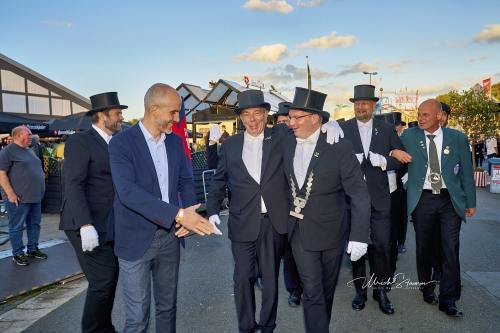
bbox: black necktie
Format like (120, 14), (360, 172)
(427, 134), (442, 194)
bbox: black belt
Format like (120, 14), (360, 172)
(422, 188), (449, 195)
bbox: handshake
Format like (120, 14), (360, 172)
(174, 203), (223, 238)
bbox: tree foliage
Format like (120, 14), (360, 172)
(438, 88), (499, 143)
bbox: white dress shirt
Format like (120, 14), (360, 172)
(294, 128), (321, 188)
(242, 130), (267, 213)
(423, 127), (447, 190)
(92, 124), (113, 144)
(357, 119), (373, 158)
(139, 121), (170, 203)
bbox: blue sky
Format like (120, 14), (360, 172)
(1, 0), (499, 119)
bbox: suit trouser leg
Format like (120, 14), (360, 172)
(369, 207), (392, 290)
(231, 216), (284, 333)
(352, 207), (391, 293)
(283, 239), (302, 294)
(65, 230), (119, 333)
(257, 216), (286, 333)
(437, 199), (462, 305)
(291, 227), (343, 333)
(231, 240), (258, 333)
(412, 192), (440, 295)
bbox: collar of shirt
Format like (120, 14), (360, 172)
(244, 130), (264, 142)
(139, 120), (166, 144)
(357, 118), (373, 129)
(92, 124), (113, 144)
(296, 127), (321, 145)
(424, 126), (443, 139)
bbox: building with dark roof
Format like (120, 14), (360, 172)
(0, 53), (90, 122)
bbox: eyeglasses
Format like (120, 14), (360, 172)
(288, 114), (313, 121)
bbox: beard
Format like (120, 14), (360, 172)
(105, 120), (122, 133)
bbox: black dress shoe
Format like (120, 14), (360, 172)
(439, 303), (463, 317)
(288, 290), (301, 307)
(373, 289), (395, 315)
(352, 293), (367, 311)
(423, 292), (439, 305)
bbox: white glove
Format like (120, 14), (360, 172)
(208, 215), (223, 236)
(347, 241), (368, 261)
(401, 172), (408, 185)
(355, 153), (364, 164)
(369, 151), (387, 170)
(80, 225), (99, 252)
(321, 120), (344, 144)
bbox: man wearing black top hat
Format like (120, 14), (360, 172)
(274, 101), (291, 126)
(207, 89), (344, 332)
(283, 86), (370, 332)
(340, 84), (404, 315)
(59, 92), (126, 333)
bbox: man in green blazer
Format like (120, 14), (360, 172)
(392, 99), (476, 317)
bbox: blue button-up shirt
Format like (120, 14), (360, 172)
(139, 121), (169, 203)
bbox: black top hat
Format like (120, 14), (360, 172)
(289, 87), (330, 124)
(440, 102), (451, 115)
(87, 92), (128, 115)
(275, 102), (291, 117)
(408, 121), (419, 128)
(349, 84), (379, 103)
(374, 112), (402, 125)
(235, 90), (271, 115)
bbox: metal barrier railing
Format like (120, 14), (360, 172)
(202, 169), (216, 204)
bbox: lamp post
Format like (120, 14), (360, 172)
(363, 71), (378, 84)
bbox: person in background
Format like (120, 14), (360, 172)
(440, 102), (451, 128)
(486, 135), (498, 159)
(0, 126), (47, 266)
(220, 124), (230, 143)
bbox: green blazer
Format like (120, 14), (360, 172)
(400, 127), (476, 221)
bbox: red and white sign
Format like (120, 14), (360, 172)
(483, 78), (491, 96)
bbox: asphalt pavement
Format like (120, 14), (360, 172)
(18, 188), (500, 332)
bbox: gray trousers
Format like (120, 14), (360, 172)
(119, 228), (180, 333)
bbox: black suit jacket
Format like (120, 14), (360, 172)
(284, 132), (371, 251)
(340, 118), (404, 212)
(59, 128), (114, 232)
(206, 126), (289, 242)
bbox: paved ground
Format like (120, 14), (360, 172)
(1, 188), (499, 332)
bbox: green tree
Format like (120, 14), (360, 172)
(491, 82), (500, 100)
(127, 118), (140, 125)
(446, 88), (499, 143)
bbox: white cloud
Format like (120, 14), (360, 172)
(468, 55), (490, 63)
(243, 0), (294, 14)
(298, 32), (358, 49)
(296, 0), (324, 7)
(40, 20), (74, 28)
(474, 24), (500, 43)
(236, 43), (288, 63)
(336, 62), (377, 77)
(403, 82), (464, 96)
